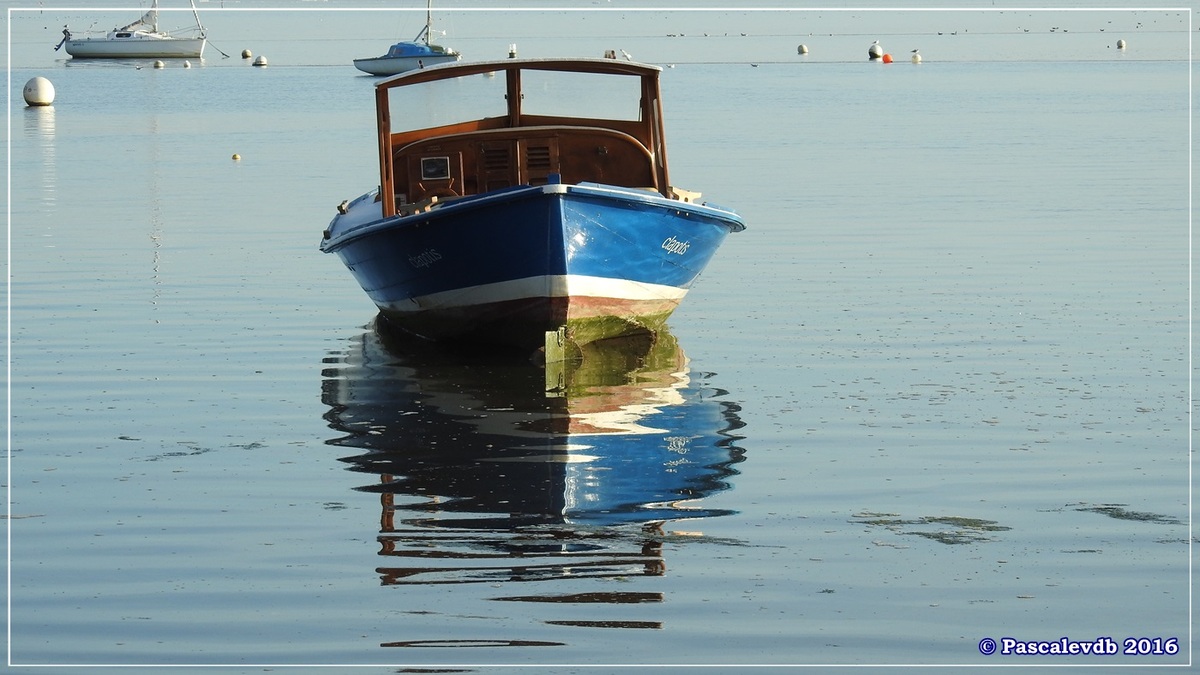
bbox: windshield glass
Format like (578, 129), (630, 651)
(388, 72), (508, 133)
(519, 69), (643, 121)
(387, 67), (644, 134)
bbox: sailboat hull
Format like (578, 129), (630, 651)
(353, 51), (459, 76)
(65, 34), (206, 58)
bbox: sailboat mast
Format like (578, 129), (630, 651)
(424, 0), (433, 46)
(190, 0), (205, 36)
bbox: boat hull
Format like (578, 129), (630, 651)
(321, 183), (743, 349)
(353, 52), (459, 76)
(65, 36), (205, 58)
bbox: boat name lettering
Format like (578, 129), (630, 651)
(408, 249), (443, 268)
(661, 236), (690, 255)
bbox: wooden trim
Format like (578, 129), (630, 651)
(373, 58), (672, 213)
(377, 85), (394, 218)
(373, 58), (662, 93)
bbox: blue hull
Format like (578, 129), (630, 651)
(321, 181), (744, 348)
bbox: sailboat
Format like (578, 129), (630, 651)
(353, 1), (461, 76)
(56, 0), (207, 59)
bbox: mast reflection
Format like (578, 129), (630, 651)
(321, 319), (746, 593)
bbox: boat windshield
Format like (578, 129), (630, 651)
(388, 67), (644, 134)
(391, 74), (508, 133)
(519, 70), (642, 122)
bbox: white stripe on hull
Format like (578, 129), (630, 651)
(381, 275), (688, 313)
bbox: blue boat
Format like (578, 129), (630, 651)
(321, 58), (745, 351)
(352, 1), (460, 76)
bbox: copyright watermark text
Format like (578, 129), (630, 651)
(978, 636), (1179, 657)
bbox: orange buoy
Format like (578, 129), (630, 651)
(882, 53), (893, 63)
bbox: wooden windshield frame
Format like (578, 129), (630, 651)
(374, 58), (670, 218)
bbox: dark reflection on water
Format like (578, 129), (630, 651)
(321, 319), (745, 631)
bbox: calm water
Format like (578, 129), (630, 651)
(6, 3), (1193, 672)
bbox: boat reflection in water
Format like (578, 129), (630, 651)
(321, 319), (745, 634)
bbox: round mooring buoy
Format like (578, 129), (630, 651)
(868, 40), (883, 60)
(1116, 39), (1127, 49)
(241, 49), (253, 59)
(23, 76), (55, 107)
(882, 53), (893, 63)
(911, 49), (922, 64)
(153, 60), (165, 69)
(797, 44), (809, 55)
(253, 55), (268, 67)
(232, 153), (241, 161)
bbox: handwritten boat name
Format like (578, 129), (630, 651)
(408, 249), (443, 268)
(661, 236), (690, 255)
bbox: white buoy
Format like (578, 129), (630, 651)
(869, 40), (883, 60)
(183, 60), (191, 68)
(508, 43), (518, 59)
(22, 77), (55, 107)
(253, 55), (268, 67)
(911, 49), (922, 64)
(1116, 39), (1127, 49)
(232, 153), (241, 161)
(241, 48), (253, 59)
(797, 44), (809, 55)
(153, 60), (165, 69)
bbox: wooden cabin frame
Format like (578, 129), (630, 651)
(373, 59), (673, 219)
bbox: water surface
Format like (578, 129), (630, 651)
(6, 4), (1192, 672)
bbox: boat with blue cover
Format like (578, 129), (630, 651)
(321, 58), (745, 352)
(352, 1), (460, 76)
